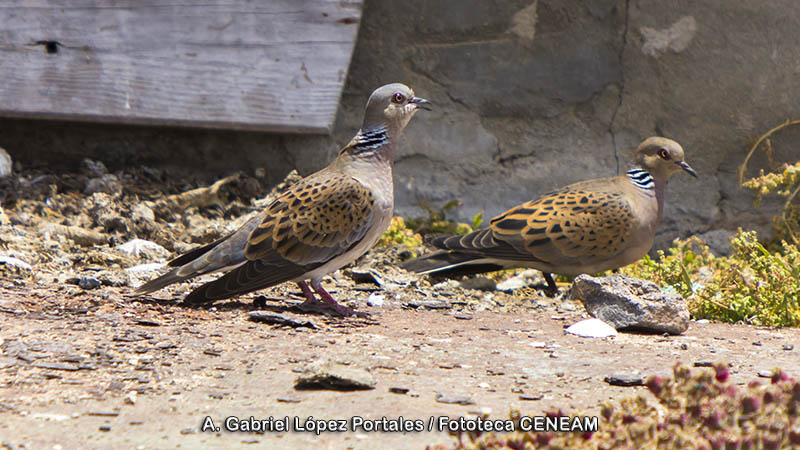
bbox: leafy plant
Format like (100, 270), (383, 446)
(376, 217), (423, 255)
(405, 200), (483, 236)
(620, 230), (800, 327)
(739, 119), (800, 244)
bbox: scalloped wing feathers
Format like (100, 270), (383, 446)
(245, 173), (376, 266)
(431, 182), (635, 266)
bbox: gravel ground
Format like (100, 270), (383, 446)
(1, 163), (798, 449)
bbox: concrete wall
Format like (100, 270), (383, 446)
(3, 0), (798, 252)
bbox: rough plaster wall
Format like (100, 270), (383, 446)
(347, 0), (799, 251)
(1, 0), (797, 253)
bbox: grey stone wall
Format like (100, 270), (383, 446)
(3, 0), (798, 252)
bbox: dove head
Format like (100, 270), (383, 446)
(633, 137), (697, 181)
(361, 83), (431, 135)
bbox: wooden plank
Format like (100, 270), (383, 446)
(0, 1), (363, 133)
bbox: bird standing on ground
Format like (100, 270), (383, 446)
(137, 83), (431, 316)
(403, 137), (696, 292)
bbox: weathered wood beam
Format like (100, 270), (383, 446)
(0, 1), (363, 133)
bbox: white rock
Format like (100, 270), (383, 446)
(125, 390), (138, 405)
(0, 147), (11, 178)
(117, 239), (170, 259)
(366, 293), (385, 307)
(125, 263), (165, 274)
(433, 279), (460, 290)
(0, 254), (32, 272)
(496, 277), (525, 291)
(30, 413), (70, 421)
(131, 203), (155, 223)
(496, 269), (544, 292)
(565, 318), (618, 338)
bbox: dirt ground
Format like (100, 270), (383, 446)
(1, 164), (799, 449)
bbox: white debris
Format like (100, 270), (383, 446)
(0, 254), (32, 272)
(565, 318), (618, 338)
(366, 293), (385, 307)
(117, 239), (170, 259)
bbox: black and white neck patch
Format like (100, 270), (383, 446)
(353, 126), (388, 153)
(627, 168), (654, 190)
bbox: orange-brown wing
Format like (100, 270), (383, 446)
(489, 188), (634, 263)
(244, 173), (376, 265)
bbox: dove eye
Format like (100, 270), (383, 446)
(392, 92), (406, 104)
(658, 148), (670, 159)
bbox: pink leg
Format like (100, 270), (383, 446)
(310, 279), (367, 318)
(297, 281), (318, 305)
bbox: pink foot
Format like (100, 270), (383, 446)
(310, 280), (369, 318)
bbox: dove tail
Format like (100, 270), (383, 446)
(135, 268), (184, 294)
(401, 251), (505, 277)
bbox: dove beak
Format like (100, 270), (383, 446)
(676, 161), (697, 178)
(409, 97), (432, 111)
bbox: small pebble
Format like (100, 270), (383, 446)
(78, 276), (101, 290)
(694, 361), (713, 367)
(752, 341), (762, 346)
(99, 425), (111, 432)
(366, 293), (385, 307)
(604, 373), (644, 386)
(435, 392), (475, 405)
(253, 296), (267, 309)
(783, 344), (794, 351)
(87, 411), (119, 417)
(124, 391), (137, 405)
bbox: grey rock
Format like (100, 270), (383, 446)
(85, 174), (122, 197)
(348, 267), (384, 286)
(248, 312), (316, 329)
(458, 276), (496, 291)
(0, 146), (11, 178)
(77, 276), (101, 290)
(294, 360), (375, 391)
(570, 274), (690, 335)
(695, 229), (735, 257)
(81, 158), (109, 177)
(604, 373), (644, 386)
(435, 392), (475, 405)
(406, 298), (451, 310)
(496, 269), (545, 292)
(131, 203), (155, 224)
